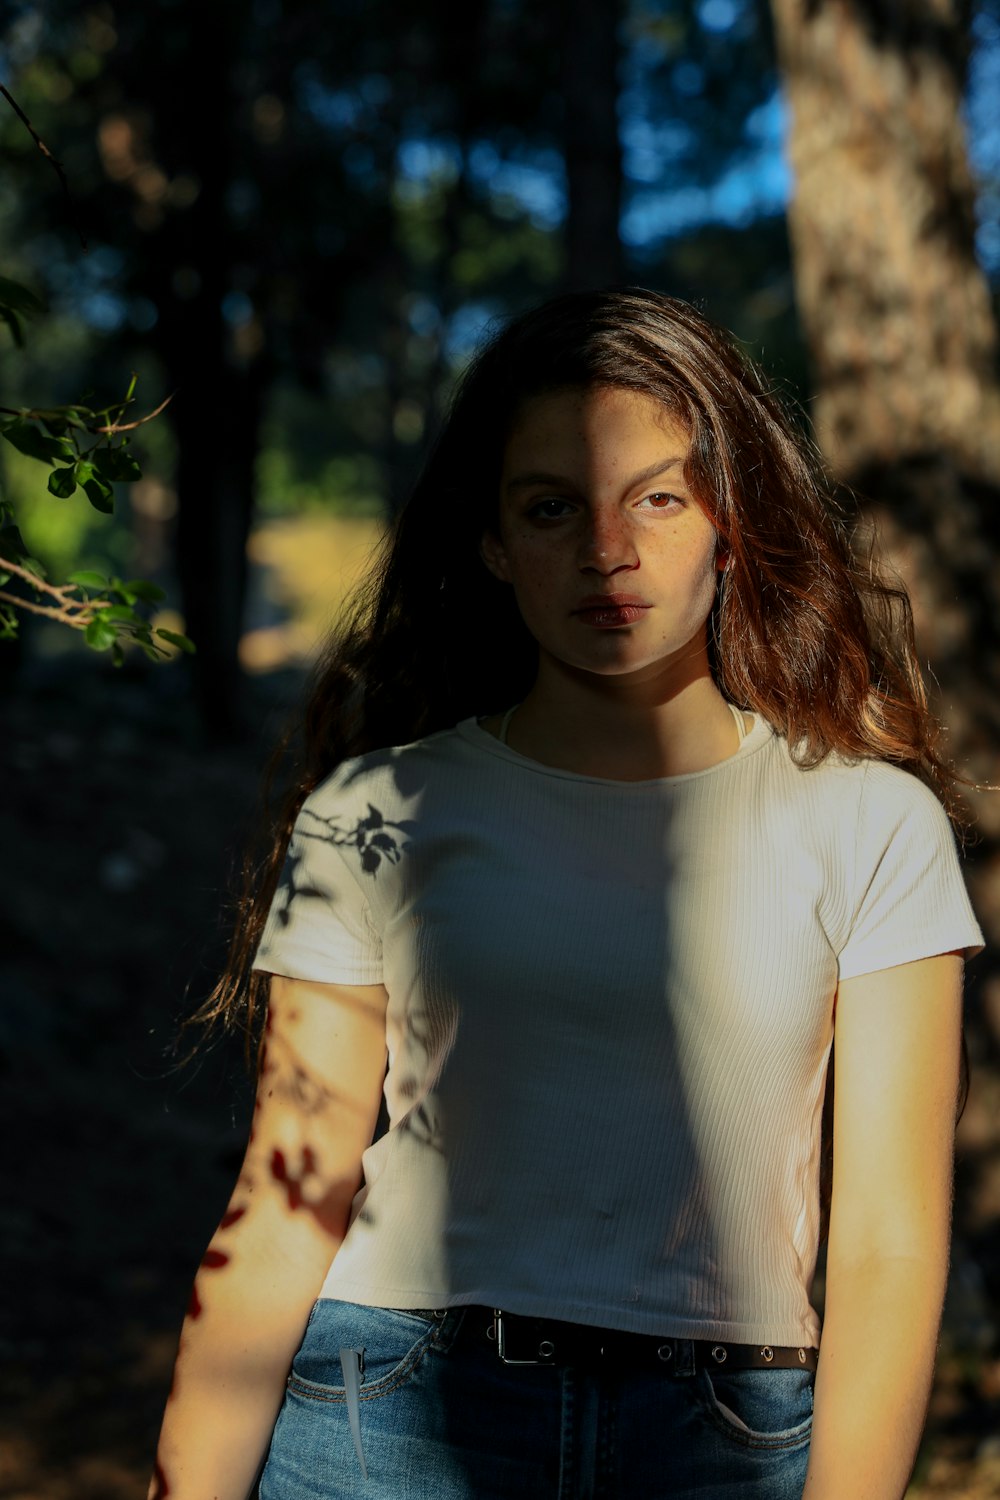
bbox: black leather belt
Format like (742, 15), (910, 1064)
(458, 1308), (818, 1372)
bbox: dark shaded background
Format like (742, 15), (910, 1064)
(2, 0), (999, 1494)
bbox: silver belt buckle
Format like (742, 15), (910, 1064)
(494, 1308), (553, 1365)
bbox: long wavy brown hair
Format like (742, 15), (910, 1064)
(191, 287), (970, 1236)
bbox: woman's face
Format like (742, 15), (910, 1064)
(482, 385), (723, 687)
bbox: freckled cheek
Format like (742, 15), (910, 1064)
(503, 539), (560, 603)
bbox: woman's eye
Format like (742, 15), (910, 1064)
(638, 492), (682, 511)
(526, 497), (574, 520)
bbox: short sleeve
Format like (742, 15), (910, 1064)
(837, 765), (984, 982)
(252, 787), (383, 985)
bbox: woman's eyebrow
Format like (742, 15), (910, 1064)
(505, 455), (687, 493)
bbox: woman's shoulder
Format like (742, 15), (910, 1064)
(303, 721), (476, 817)
(765, 733), (958, 850)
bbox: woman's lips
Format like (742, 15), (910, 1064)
(573, 597), (651, 628)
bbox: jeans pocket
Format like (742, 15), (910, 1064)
(697, 1366), (814, 1449)
(287, 1300), (442, 1403)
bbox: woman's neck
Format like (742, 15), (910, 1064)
(487, 671), (748, 781)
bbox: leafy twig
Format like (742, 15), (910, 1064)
(95, 390), (175, 434)
(0, 586), (91, 625)
(0, 553), (194, 660)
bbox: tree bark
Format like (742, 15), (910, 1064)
(770, 0), (1000, 482)
(773, 0), (1000, 1382)
(561, 0), (626, 291)
(771, 0), (1000, 772)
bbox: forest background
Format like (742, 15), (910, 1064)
(2, 0), (1000, 1495)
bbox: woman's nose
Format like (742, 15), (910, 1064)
(577, 509), (638, 572)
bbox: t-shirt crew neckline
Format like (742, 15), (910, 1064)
(458, 709), (773, 788)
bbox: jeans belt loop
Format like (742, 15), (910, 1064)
(672, 1337), (696, 1377)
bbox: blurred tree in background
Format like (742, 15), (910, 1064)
(773, 0), (1000, 760)
(772, 0), (1000, 1422)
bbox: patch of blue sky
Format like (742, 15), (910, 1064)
(622, 88), (789, 245)
(405, 295), (440, 338)
(482, 157), (565, 229)
(298, 68), (393, 134)
(0, 4), (44, 73)
(38, 241), (128, 327)
(76, 290), (126, 333)
(222, 291), (254, 326)
(298, 73), (359, 132)
(697, 0), (741, 34)
(397, 137), (462, 183)
(444, 300), (503, 363)
(621, 117), (697, 184)
(398, 137), (566, 229)
(967, 8), (1000, 273)
(744, 90), (787, 147)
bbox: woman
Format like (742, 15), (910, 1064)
(149, 288), (983, 1500)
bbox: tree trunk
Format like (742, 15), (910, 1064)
(770, 0), (1000, 482)
(561, 0), (626, 291)
(171, 354), (265, 739)
(147, 0), (264, 741)
(771, 0), (1000, 771)
(772, 0), (1000, 1378)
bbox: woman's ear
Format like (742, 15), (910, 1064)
(480, 530), (512, 583)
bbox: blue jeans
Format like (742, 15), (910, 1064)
(259, 1301), (814, 1499)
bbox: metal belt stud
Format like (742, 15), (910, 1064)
(538, 1339), (555, 1360)
(657, 1343), (673, 1362)
(760, 1345), (774, 1363)
(711, 1344), (728, 1363)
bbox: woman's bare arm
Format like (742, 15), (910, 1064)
(801, 952), (965, 1500)
(147, 974), (389, 1500)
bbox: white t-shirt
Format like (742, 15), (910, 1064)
(252, 713), (984, 1346)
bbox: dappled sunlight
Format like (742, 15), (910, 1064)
(176, 984), (389, 1335)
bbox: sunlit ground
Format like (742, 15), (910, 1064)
(240, 513), (385, 673)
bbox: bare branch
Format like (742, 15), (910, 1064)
(0, 84), (87, 251)
(0, 587), (92, 627)
(0, 556), (78, 604)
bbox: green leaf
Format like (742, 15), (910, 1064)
(123, 578), (166, 604)
(155, 627), (196, 654)
(0, 307), (24, 348)
(0, 570), (10, 587)
(73, 460), (95, 485)
(102, 603), (138, 623)
(68, 570), (108, 591)
(140, 640), (166, 661)
(94, 446), (142, 483)
(40, 415), (71, 438)
(84, 617), (117, 651)
(1, 419), (73, 465)
(0, 276), (46, 319)
(82, 476), (115, 514)
(47, 466), (78, 499)
(0, 522), (29, 560)
(111, 642), (125, 668)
